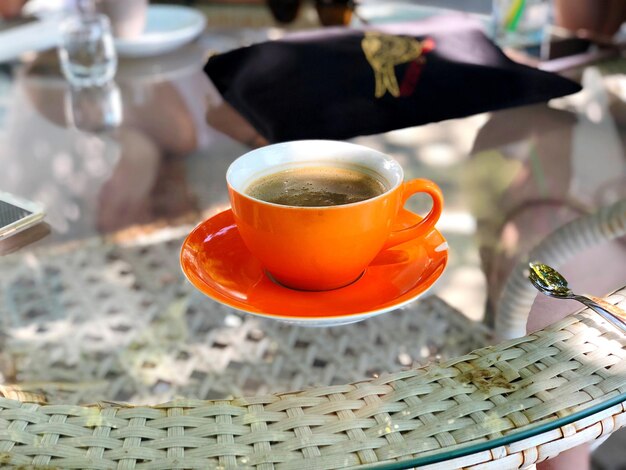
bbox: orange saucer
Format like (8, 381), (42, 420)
(180, 209), (448, 326)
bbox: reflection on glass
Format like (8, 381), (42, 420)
(58, 14), (117, 88)
(77, 0), (96, 15)
(65, 81), (122, 132)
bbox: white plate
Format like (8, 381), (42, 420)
(114, 5), (206, 58)
(0, 17), (61, 64)
(352, 3), (443, 25)
(352, 3), (490, 29)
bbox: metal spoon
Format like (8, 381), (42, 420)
(528, 262), (626, 334)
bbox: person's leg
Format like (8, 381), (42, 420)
(0, 0), (26, 19)
(537, 445), (590, 470)
(97, 127), (161, 232)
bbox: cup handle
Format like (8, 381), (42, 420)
(383, 179), (443, 249)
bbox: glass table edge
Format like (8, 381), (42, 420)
(362, 391), (626, 469)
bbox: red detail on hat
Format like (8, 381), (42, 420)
(399, 37), (435, 97)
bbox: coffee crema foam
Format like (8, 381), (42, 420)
(245, 166), (387, 207)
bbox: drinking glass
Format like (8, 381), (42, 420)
(58, 14), (117, 88)
(492, 0), (551, 48)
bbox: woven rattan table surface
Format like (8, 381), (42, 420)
(0, 286), (623, 469)
(0, 226), (489, 406)
(1, 224), (626, 468)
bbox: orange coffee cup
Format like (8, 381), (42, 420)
(227, 140), (443, 291)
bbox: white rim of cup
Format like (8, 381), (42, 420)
(226, 140), (405, 210)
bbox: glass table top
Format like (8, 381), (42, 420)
(0, 17), (625, 468)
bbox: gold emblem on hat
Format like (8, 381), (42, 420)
(362, 32), (425, 98)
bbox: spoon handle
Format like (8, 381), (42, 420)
(575, 294), (626, 334)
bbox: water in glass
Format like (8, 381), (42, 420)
(58, 14), (117, 88)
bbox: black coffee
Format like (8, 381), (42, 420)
(245, 166), (387, 207)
